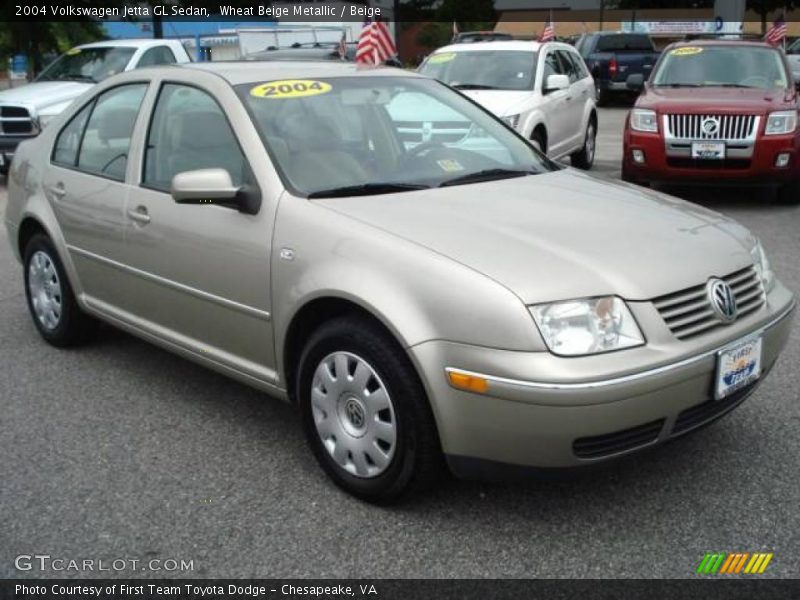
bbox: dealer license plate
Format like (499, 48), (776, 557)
(715, 336), (762, 400)
(691, 141), (726, 160)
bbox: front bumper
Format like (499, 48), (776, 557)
(410, 282), (794, 477)
(623, 128), (800, 186)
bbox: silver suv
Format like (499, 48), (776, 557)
(4, 62), (794, 502)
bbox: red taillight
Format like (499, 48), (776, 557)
(609, 58), (618, 78)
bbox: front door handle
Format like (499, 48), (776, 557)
(47, 183), (66, 199)
(127, 205), (151, 225)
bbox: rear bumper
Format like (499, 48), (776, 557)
(623, 128), (800, 186)
(410, 283), (794, 477)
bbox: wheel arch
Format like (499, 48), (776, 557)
(17, 216), (50, 260)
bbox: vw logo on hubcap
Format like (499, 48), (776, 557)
(344, 398), (365, 429)
(707, 278), (737, 323)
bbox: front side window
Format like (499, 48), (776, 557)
(556, 50), (580, 83)
(238, 76), (556, 198)
(144, 84), (247, 191)
(542, 51), (565, 90)
(652, 46), (789, 90)
(36, 47), (136, 83)
(77, 84), (148, 180)
(419, 51), (538, 91)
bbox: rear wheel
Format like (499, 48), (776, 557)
(23, 233), (97, 347)
(297, 316), (443, 503)
(571, 119), (597, 170)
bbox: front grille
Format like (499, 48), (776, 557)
(395, 120), (471, 145)
(0, 105), (35, 136)
(666, 157), (751, 170)
(573, 419), (665, 459)
(664, 114), (759, 141)
(653, 266), (765, 340)
(672, 381), (759, 436)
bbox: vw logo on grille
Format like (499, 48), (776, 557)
(701, 117), (721, 137)
(707, 278), (737, 323)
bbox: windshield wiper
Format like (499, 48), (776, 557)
(439, 168), (536, 188)
(452, 83), (499, 90)
(716, 83), (757, 88)
(655, 83), (701, 88)
(307, 182), (429, 199)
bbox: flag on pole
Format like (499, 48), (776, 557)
(355, 20), (397, 65)
(337, 30), (347, 60)
(765, 16), (787, 47)
(540, 12), (555, 42)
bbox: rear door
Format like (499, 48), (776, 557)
(44, 82), (149, 305)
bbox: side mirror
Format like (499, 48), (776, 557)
(171, 168), (241, 207)
(544, 74), (570, 93)
(626, 73), (645, 91)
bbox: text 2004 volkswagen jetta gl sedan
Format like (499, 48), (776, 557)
(4, 63), (795, 502)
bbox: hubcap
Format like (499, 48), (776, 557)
(311, 352), (397, 478)
(28, 250), (63, 331)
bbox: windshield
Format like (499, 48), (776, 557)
(419, 51), (537, 91)
(652, 45), (789, 89)
(37, 47), (136, 83)
(237, 76), (555, 198)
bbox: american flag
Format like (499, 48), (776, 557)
(337, 30), (347, 60)
(766, 17), (787, 47)
(355, 20), (397, 65)
(539, 19), (555, 42)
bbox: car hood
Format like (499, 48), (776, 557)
(636, 85), (795, 111)
(0, 80), (92, 113)
(317, 170), (755, 304)
(461, 90), (532, 117)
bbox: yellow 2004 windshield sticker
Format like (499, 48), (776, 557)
(671, 47), (703, 57)
(428, 52), (456, 64)
(250, 80), (332, 99)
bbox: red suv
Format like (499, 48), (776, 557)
(622, 40), (800, 204)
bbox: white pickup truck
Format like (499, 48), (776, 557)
(0, 39), (191, 174)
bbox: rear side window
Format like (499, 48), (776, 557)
(143, 84), (247, 191)
(52, 104), (92, 166)
(596, 35), (654, 52)
(137, 46), (177, 67)
(77, 84), (148, 180)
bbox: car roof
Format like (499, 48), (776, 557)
(179, 61), (419, 84)
(432, 40), (571, 53)
(666, 38), (775, 49)
(77, 39), (179, 50)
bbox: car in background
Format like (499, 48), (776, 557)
(451, 31), (513, 44)
(418, 41), (598, 169)
(246, 42), (402, 67)
(575, 32), (660, 105)
(0, 39), (191, 175)
(6, 62), (793, 502)
(785, 38), (800, 83)
(623, 40), (800, 204)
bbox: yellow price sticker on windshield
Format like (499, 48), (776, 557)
(671, 47), (703, 56)
(250, 80), (332, 99)
(428, 52), (456, 64)
(66, 48), (81, 56)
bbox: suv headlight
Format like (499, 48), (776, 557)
(630, 108), (658, 133)
(502, 114), (521, 129)
(751, 239), (774, 292)
(530, 297), (645, 357)
(765, 110), (797, 135)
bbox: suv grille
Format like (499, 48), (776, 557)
(395, 120), (471, 145)
(664, 114), (759, 141)
(653, 267), (765, 340)
(0, 105), (35, 136)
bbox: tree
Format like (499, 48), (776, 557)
(747, 0), (797, 34)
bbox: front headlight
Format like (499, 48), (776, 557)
(502, 114), (521, 129)
(530, 296), (645, 357)
(765, 110), (797, 135)
(751, 239), (774, 292)
(630, 108), (658, 133)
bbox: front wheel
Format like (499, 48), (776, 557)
(571, 120), (597, 170)
(23, 233), (97, 347)
(297, 316), (443, 503)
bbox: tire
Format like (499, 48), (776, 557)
(776, 180), (800, 205)
(297, 316), (443, 503)
(570, 118), (597, 170)
(531, 129), (547, 155)
(23, 233), (97, 347)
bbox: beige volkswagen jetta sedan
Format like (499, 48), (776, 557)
(4, 62), (795, 502)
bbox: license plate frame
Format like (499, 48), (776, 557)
(691, 141), (726, 160)
(715, 336), (762, 400)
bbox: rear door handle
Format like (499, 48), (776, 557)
(127, 205), (151, 225)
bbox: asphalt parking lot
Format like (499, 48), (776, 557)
(1, 105), (798, 579)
